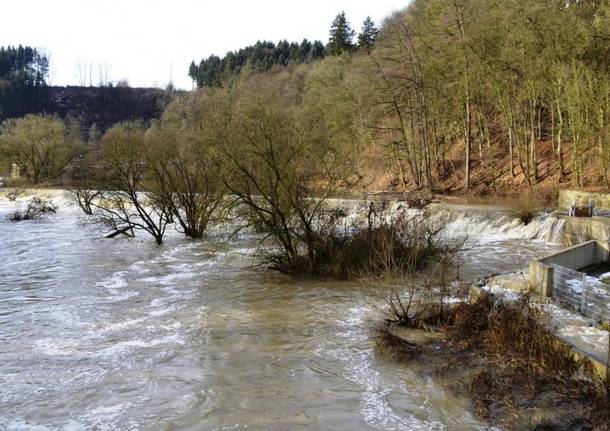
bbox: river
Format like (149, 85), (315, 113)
(0, 196), (564, 430)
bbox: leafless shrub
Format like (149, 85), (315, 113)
(91, 191), (168, 243)
(510, 193), (543, 225)
(447, 294), (576, 374)
(1, 188), (25, 201)
(146, 126), (229, 239)
(66, 188), (100, 215)
(378, 292), (610, 428)
(91, 123), (170, 244)
(8, 197), (57, 221)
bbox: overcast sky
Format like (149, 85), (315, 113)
(1, 0), (407, 90)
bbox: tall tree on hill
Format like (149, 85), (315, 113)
(188, 61), (198, 89)
(357, 17), (379, 52)
(327, 12), (356, 56)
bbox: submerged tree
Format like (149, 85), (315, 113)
(146, 115), (227, 239)
(206, 71), (357, 274)
(92, 122), (170, 244)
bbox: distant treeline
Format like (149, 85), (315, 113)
(0, 45), (49, 121)
(188, 39), (327, 88)
(189, 12), (379, 88)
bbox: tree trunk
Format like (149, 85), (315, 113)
(464, 92), (471, 191)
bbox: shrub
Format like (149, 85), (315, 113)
(1, 188), (25, 201)
(259, 201), (460, 279)
(66, 188), (100, 215)
(311, 210), (452, 278)
(8, 197), (57, 221)
(447, 294), (576, 374)
(510, 193), (543, 225)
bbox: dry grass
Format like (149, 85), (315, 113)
(447, 294), (576, 375)
(376, 293), (610, 429)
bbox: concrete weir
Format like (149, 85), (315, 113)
(528, 240), (610, 379)
(529, 240), (610, 297)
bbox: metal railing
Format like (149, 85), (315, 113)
(551, 264), (610, 322)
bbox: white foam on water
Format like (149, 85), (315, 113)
(0, 419), (54, 431)
(107, 290), (139, 302)
(33, 338), (81, 356)
(140, 271), (198, 287)
(95, 333), (185, 357)
(96, 271), (127, 290)
(94, 317), (149, 333)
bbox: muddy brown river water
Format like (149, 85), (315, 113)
(0, 197), (563, 430)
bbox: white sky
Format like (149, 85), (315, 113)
(0, 0), (407, 90)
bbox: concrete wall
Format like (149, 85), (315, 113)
(559, 189), (610, 210)
(563, 216), (610, 245)
(529, 240), (610, 296)
(540, 241), (601, 270)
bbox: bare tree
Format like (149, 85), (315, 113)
(91, 123), (170, 244)
(147, 125), (228, 239)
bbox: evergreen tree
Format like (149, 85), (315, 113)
(327, 12), (356, 56)
(357, 17), (379, 51)
(312, 41), (326, 59)
(189, 38), (326, 88)
(188, 61), (198, 86)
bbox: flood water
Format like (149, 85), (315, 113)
(0, 196), (563, 430)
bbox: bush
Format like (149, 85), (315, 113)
(260, 202), (460, 279)
(447, 294), (576, 374)
(8, 197), (57, 221)
(378, 292), (610, 428)
(65, 188), (100, 215)
(311, 210), (452, 279)
(510, 193), (543, 225)
(1, 188), (25, 201)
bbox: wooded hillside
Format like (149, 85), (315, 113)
(186, 2), (610, 195)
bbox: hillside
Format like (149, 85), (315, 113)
(41, 86), (172, 131)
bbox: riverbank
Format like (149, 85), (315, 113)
(376, 287), (610, 430)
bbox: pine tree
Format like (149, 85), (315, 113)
(357, 17), (379, 51)
(327, 12), (356, 56)
(188, 61), (198, 88)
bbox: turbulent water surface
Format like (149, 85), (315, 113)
(0, 196), (563, 430)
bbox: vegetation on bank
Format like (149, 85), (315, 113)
(377, 292), (610, 429)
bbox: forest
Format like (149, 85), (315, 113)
(189, 1), (610, 194)
(4, 1), (610, 196)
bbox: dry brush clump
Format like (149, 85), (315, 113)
(446, 294), (577, 374)
(8, 197), (57, 221)
(509, 192), (544, 226)
(377, 292), (610, 429)
(309, 206), (456, 280)
(1, 188), (25, 202)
